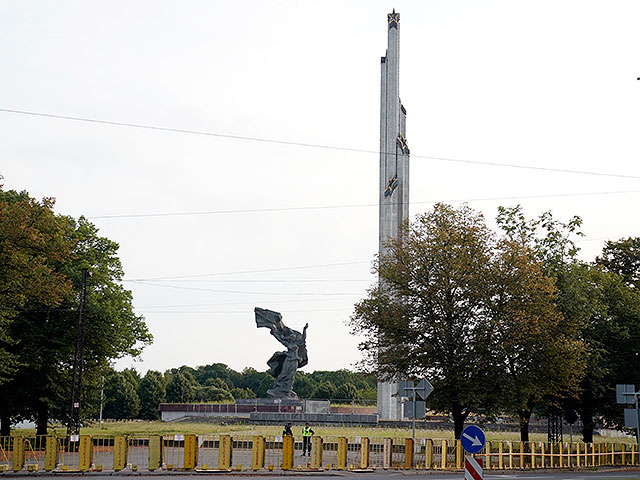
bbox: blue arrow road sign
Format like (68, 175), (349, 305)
(461, 425), (485, 454)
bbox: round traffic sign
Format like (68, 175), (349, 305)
(460, 425), (485, 454)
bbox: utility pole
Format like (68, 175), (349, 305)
(99, 375), (104, 429)
(67, 268), (90, 436)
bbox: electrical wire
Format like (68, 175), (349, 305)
(2, 107), (639, 180)
(88, 189), (640, 219)
(124, 260), (371, 282)
(135, 308), (351, 314)
(128, 280), (365, 296)
(141, 278), (372, 283)
(135, 298), (359, 309)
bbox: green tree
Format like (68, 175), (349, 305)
(293, 371), (318, 398)
(103, 371), (140, 419)
(240, 368), (273, 398)
(309, 369), (375, 392)
(495, 206), (640, 442)
(230, 387), (255, 399)
(195, 385), (234, 402)
(194, 377), (234, 402)
(138, 371), (166, 420)
(597, 237), (640, 290)
(0, 186), (73, 394)
(313, 381), (337, 400)
(351, 203), (500, 438)
(571, 266), (640, 442)
(165, 371), (199, 403)
(204, 377), (232, 390)
(0, 193), (151, 435)
(335, 383), (360, 402)
(194, 363), (242, 389)
(486, 238), (586, 441)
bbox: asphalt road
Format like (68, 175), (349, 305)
(4, 467), (640, 479)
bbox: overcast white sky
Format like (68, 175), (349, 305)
(2, 1), (639, 376)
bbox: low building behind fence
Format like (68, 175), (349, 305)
(0, 434), (637, 473)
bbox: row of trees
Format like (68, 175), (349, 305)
(0, 182), (377, 430)
(0, 183), (152, 435)
(102, 364), (377, 420)
(4, 182), (638, 441)
(351, 203), (640, 442)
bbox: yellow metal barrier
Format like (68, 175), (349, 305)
(113, 435), (127, 471)
(126, 436), (150, 471)
(310, 436), (322, 469)
(183, 434), (198, 470)
(485, 440), (492, 469)
(382, 438), (392, 469)
(149, 435), (162, 471)
(77, 435), (92, 472)
(439, 439), (446, 469)
(282, 436), (293, 470)
(404, 438), (414, 469)
(336, 437), (347, 470)
(90, 436), (110, 472)
(424, 438), (433, 469)
(5, 433), (640, 473)
(252, 435), (265, 470)
(264, 436), (281, 471)
(44, 436), (57, 471)
(611, 443), (615, 465)
(359, 437), (369, 469)
(218, 434), (232, 470)
(232, 435), (252, 471)
(0, 436), (12, 472)
(13, 436), (25, 472)
(163, 435), (180, 470)
(22, 437), (42, 471)
(531, 441), (536, 469)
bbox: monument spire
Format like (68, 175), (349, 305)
(378, 10), (410, 421)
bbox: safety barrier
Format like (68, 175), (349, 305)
(0, 435), (636, 472)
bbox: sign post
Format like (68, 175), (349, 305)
(461, 425), (486, 480)
(398, 379), (434, 442)
(617, 384), (640, 449)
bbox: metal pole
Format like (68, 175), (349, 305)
(412, 387), (416, 442)
(635, 392), (640, 450)
(99, 375), (104, 429)
(67, 268), (90, 436)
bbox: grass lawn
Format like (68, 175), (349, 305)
(11, 420), (637, 445)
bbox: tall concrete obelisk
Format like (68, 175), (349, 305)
(378, 10), (410, 421)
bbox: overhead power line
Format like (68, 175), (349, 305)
(142, 278), (372, 283)
(135, 308), (351, 314)
(90, 189), (640, 219)
(136, 298), (358, 309)
(2, 107), (640, 180)
(124, 260), (371, 282)
(129, 280), (364, 296)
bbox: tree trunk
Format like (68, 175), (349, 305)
(0, 414), (10, 437)
(452, 404), (469, 439)
(580, 408), (595, 443)
(518, 410), (531, 442)
(35, 400), (48, 437)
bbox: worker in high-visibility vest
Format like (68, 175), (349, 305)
(301, 422), (314, 456)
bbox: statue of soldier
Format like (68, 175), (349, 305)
(255, 307), (308, 398)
